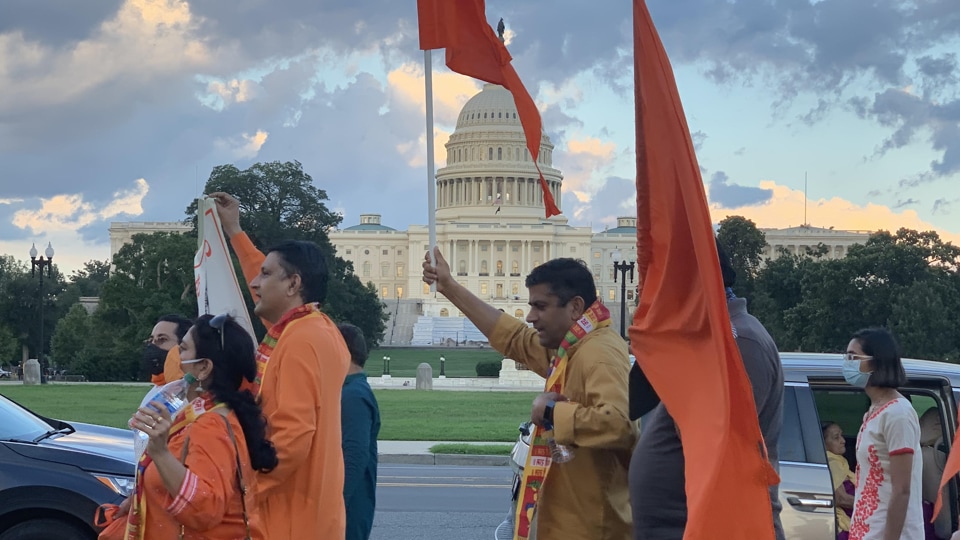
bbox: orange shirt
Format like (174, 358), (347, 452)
(230, 232), (351, 539)
(142, 410), (264, 539)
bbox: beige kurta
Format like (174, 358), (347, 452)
(490, 313), (638, 540)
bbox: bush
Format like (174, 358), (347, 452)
(475, 361), (501, 377)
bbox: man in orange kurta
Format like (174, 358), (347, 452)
(211, 192), (350, 539)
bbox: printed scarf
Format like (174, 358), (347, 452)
(247, 302), (322, 397)
(513, 301), (611, 539)
(125, 395), (224, 540)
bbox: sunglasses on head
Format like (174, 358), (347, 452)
(209, 313), (229, 351)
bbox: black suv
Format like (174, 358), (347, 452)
(0, 393), (135, 540)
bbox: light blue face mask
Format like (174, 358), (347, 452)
(842, 359), (873, 387)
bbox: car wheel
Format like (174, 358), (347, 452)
(0, 518), (92, 540)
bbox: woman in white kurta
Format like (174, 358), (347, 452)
(843, 328), (923, 540)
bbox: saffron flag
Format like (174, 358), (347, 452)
(416, 0), (560, 218)
(933, 406), (960, 519)
(194, 197), (257, 347)
(628, 1), (778, 539)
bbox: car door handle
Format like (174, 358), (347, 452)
(787, 496), (833, 509)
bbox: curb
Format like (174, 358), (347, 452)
(379, 453), (510, 466)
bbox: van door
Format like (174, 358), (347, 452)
(778, 383), (838, 539)
(809, 376), (958, 540)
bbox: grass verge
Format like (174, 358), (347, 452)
(0, 385), (535, 442)
(428, 443), (514, 455)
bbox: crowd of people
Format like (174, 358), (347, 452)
(91, 190), (953, 539)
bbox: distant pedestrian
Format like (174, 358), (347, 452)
(338, 323), (381, 540)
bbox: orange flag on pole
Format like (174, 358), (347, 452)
(628, 1), (779, 538)
(415, 0), (561, 218)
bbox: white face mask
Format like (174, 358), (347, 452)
(842, 356), (873, 388)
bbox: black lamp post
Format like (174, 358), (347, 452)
(382, 355), (391, 376)
(30, 242), (55, 384)
(439, 355), (446, 378)
(612, 248), (635, 339)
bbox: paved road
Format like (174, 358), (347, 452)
(371, 464), (514, 540)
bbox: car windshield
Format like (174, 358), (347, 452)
(0, 393), (55, 441)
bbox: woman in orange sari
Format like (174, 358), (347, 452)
(98, 314), (278, 539)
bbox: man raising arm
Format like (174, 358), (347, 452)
(423, 248), (636, 540)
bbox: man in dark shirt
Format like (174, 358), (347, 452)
(628, 240), (786, 540)
(338, 323), (381, 540)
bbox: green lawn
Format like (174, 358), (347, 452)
(1, 385), (536, 442)
(428, 443), (514, 455)
(366, 347), (504, 378)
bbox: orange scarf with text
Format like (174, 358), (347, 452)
(513, 301), (611, 539)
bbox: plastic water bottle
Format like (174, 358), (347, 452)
(542, 420), (575, 464)
(131, 376), (193, 462)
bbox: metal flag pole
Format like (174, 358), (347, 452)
(425, 49), (438, 292)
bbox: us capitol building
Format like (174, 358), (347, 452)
(109, 84), (871, 346)
(326, 84), (870, 345)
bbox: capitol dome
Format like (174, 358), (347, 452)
(435, 84), (564, 222)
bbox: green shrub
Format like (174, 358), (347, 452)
(475, 361), (501, 377)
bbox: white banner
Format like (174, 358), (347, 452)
(194, 197), (257, 346)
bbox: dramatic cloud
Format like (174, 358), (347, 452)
(11, 179), (149, 234)
(709, 180), (960, 245)
(555, 137), (618, 202)
(708, 171), (774, 208)
(214, 130), (270, 160)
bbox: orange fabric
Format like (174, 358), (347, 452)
(139, 411), (264, 539)
(162, 347), (184, 386)
(228, 231), (351, 538)
(628, 2), (778, 539)
(150, 373), (166, 387)
(416, 0), (560, 218)
(933, 404), (960, 519)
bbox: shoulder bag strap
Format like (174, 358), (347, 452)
(221, 414), (253, 540)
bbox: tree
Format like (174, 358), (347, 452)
(0, 255), (67, 366)
(716, 216), (766, 298)
(60, 260), (111, 309)
(51, 304), (92, 373)
(84, 231), (198, 380)
(186, 161), (387, 349)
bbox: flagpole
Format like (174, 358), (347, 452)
(425, 49), (438, 291)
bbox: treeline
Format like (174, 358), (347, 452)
(717, 216), (960, 361)
(0, 161), (387, 381)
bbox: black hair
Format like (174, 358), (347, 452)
(337, 323), (368, 368)
(525, 258), (597, 307)
(715, 238), (737, 288)
(266, 241), (329, 305)
(191, 314), (278, 472)
(852, 327), (906, 389)
(821, 420), (839, 436)
(157, 314), (193, 342)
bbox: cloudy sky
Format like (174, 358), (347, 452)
(2, 0), (959, 273)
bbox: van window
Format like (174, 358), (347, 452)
(779, 386), (806, 463)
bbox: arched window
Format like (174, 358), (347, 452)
(497, 147), (502, 160)
(496, 260), (504, 275)
(362, 261), (371, 277)
(514, 309), (523, 318)
(511, 283), (520, 295)
(484, 112), (487, 118)
(488, 147), (494, 160)
(498, 112), (502, 118)
(459, 259), (466, 275)
(512, 260), (519, 274)
(481, 260), (489, 275)
(440, 308), (449, 317)
(515, 148), (521, 161)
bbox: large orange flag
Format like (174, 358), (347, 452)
(628, 1), (779, 538)
(415, 0), (561, 218)
(933, 406), (960, 519)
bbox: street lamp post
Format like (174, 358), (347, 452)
(30, 242), (55, 384)
(611, 248), (635, 339)
(439, 355), (446, 379)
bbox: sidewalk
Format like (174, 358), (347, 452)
(378, 440), (513, 466)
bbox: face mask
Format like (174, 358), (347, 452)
(842, 359), (872, 387)
(142, 344), (167, 375)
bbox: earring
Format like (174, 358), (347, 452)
(196, 379), (204, 392)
